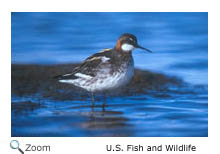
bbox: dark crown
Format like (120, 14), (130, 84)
(117, 33), (138, 47)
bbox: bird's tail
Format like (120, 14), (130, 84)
(53, 72), (76, 80)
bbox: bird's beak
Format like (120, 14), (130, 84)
(135, 44), (152, 53)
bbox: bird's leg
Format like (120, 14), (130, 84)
(91, 92), (95, 108)
(102, 92), (107, 112)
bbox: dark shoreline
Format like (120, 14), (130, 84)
(12, 63), (183, 101)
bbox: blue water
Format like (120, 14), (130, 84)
(11, 12), (208, 137)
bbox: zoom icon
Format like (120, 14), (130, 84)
(10, 140), (24, 154)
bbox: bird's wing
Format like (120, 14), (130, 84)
(55, 48), (113, 80)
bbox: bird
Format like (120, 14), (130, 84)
(55, 33), (152, 108)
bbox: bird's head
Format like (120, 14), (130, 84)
(115, 33), (152, 53)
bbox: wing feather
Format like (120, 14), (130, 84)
(54, 48), (113, 80)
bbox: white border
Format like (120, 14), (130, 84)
(1, 0), (220, 153)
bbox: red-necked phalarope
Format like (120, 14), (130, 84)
(55, 33), (152, 107)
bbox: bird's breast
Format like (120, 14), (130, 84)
(90, 59), (134, 92)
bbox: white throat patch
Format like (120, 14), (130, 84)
(121, 44), (135, 52)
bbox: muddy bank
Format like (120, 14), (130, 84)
(11, 64), (183, 100)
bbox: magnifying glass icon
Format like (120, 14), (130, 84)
(10, 140), (24, 154)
